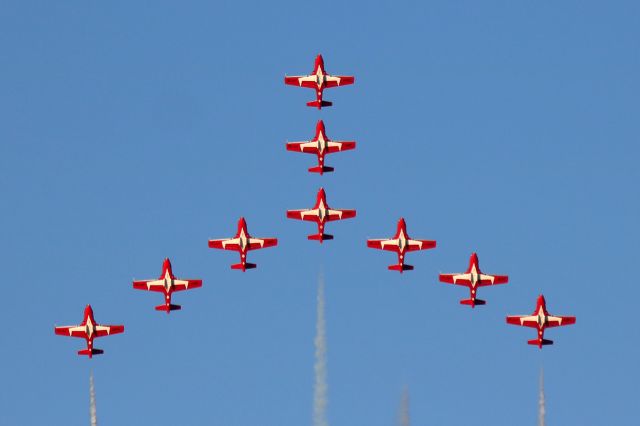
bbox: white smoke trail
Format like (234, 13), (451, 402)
(313, 274), (328, 426)
(89, 371), (97, 426)
(538, 367), (545, 426)
(398, 386), (410, 426)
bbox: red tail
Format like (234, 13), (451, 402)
(309, 165), (334, 175)
(388, 264), (413, 273)
(78, 348), (103, 358)
(307, 100), (332, 109)
(231, 262), (256, 272)
(308, 233), (333, 243)
(460, 298), (486, 308)
(155, 304), (181, 313)
(528, 338), (553, 349)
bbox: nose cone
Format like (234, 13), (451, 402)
(317, 187), (327, 201)
(537, 294), (546, 308)
(469, 252), (479, 268)
(397, 217), (406, 230)
(238, 217), (247, 229)
(315, 54), (324, 68)
(163, 258), (172, 274)
(316, 120), (325, 136)
(84, 305), (93, 316)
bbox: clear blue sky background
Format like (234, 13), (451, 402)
(1, 1), (638, 425)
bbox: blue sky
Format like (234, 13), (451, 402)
(1, 1), (638, 425)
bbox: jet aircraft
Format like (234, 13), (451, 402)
(208, 217), (278, 271)
(286, 120), (356, 175)
(506, 294), (576, 348)
(367, 218), (436, 272)
(439, 252), (508, 308)
(54, 305), (124, 358)
(284, 54), (354, 108)
(286, 188), (356, 243)
(133, 258), (202, 313)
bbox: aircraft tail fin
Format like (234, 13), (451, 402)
(528, 338), (553, 348)
(460, 298), (486, 308)
(231, 262), (256, 271)
(388, 264), (414, 273)
(155, 304), (181, 313)
(307, 100), (332, 109)
(308, 233), (333, 243)
(309, 165), (334, 175)
(78, 348), (104, 358)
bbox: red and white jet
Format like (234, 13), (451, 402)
(506, 294), (576, 348)
(367, 218), (436, 272)
(286, 187), (356, 243)
(439, 252), (509, 308)
(286, 120), (356, 175)
(208, 217), (278, 271)
(133, 258), (202, 313)
(284, 54), (355, 109)
(54, 305), (124, 358)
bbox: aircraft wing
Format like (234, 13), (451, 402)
(406, 239), (436, 252)
(285, 75), (318, 89)
(545, 315), (576, 328)
(478, 274), (509, 286)
(286, 141), (319, 155)
(326, 140), (356, 153)
(439, 273), (472, 286)
(54, 325), (87, 339)
(367, 239), (400, 252)
(287, 209), (320, 222)
(506, 315), (539, 328)
(172, 279), (203, 292)
(208, 238), (241, 251)
(326, 208), (356, 222)
(248, 237), (278, 251)
(95, 325), (125, 337)
(133, 279), (165, 292)
(324, 75), (355, 88)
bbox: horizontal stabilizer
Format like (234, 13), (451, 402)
(78, 348), (104, 358)
(231, 262), (256, 271)
(528, 338), (553, 347)
(308, 165), (334, 175)
(308, 233), (333, 243)
(307, 100), (332, 109)
(460, 298), (486, 308)
(155, 304), (181, 313)
(388, 264), (414, 272)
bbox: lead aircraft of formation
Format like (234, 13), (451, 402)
(208, 217), (278, 271)
(133, 258), (202, 313)
(506, 294), (576, 348)
(284, 54), (354, 109)
(54, 305), (124, 358)
(439, 252), (508, 308)
(367, 218), (436, 272)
